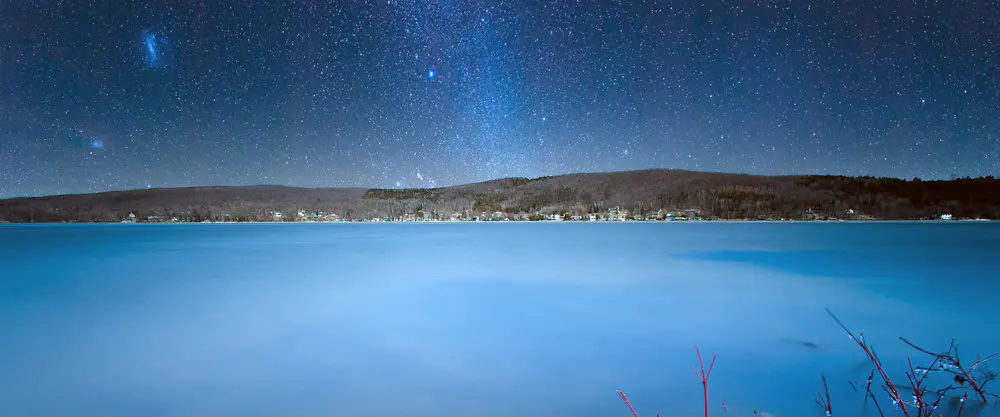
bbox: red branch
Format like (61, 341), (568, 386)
(692, 345), (717, 417)
(900, 337), (998, 405)
(827, 309), (907, 417)
(617, 390), (640, 417)
(815, 373), (833, 416)
(956, 392), (969, 417)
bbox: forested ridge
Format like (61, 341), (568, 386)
(2, 170), (998, 222)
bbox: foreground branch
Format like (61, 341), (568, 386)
(815, 372), (833, 416)
(692, 345), (717, 417)
(899, 337), (999, 405)
(827, 308), (1000, 417)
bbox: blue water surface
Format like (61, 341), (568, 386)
(1, 222), (998, 417)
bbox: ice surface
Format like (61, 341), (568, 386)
(1, 222), (998, 417)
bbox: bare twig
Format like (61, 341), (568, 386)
(900, 337), (999, 404)
(692, 345), (717, 417)
(616, 390), (640, 417)
(976, 355), (998, 395)
(815, 373), (833, 416)
(861, 369), (876, 404)
(826, 309), (906, 417)
(902, 356), (939, 415)
(956, 392), (969, 417)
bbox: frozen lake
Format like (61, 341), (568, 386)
(1, 222), (999, 417)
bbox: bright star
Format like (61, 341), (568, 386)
(428, 69), (435, 79)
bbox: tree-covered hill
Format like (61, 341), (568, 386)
(2, 170), (998, 222)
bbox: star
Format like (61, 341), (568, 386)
(0, 1), (997, 199)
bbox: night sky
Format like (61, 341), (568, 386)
(1, 1), (998, 198)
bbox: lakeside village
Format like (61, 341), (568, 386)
(116, 206), (969, 224)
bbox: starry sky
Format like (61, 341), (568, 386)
(1, 0), (999, 198)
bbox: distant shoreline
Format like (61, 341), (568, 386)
(1, 219), (994, 226)
(4, 170), (999, 224)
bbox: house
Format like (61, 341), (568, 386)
(589, 214), (598, 221)
(121, 212), (137, 223)
(607, 206), (629, 221)
(941, 214), (953, 220)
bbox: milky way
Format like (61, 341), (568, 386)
(1, 0), (998, 198)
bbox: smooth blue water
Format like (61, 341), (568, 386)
(1, 223), (998, 417)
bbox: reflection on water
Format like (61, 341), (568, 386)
(1, 223), (998, 417)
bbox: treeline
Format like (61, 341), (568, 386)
(361, 172), (1000, 220)
(2, 171), (999, 222)
(796, 175), (1000, 219)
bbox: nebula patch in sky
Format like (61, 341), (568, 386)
(67, 131), (105, 154)
(140, 29), (166, 69)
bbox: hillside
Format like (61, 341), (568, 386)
(1, 170), (999, 222)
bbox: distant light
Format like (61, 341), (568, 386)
(428, 69), (435, 79)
